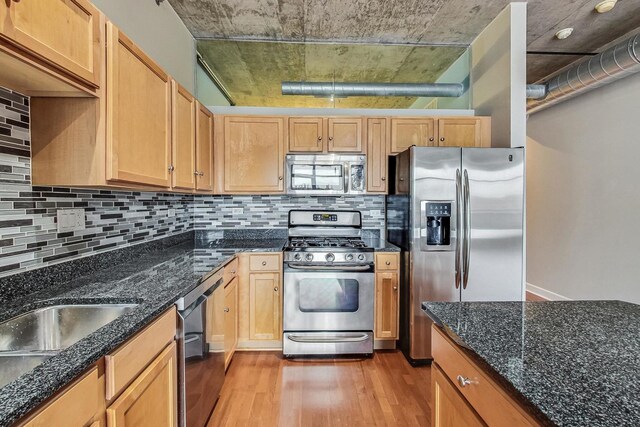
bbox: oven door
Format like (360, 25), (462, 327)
(283, 265), (374, 332)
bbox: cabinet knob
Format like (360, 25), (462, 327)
(456, 375), (475, 387)
(274, 287), (279, 292)
(381, 177), (386, 181)
(440, 137), (445, 142)
(262, 261), (267, 266)
(385, 261), (391, 265)
(399, 178), (405, 181)
(279, 176), (283, 181)
(318, 136), (322, 141)
(328, 136), (333, 141)
(393, 286), (398, 291)
(224, 307), (230, 313)
(429, 137), (434, 142)
(230, 270), (236, 274)
(194, 171), (199, 176)
(168, 165), (175, 172)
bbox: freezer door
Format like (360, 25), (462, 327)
(410, 147), (461, 360)
(461, 148), (524, 301)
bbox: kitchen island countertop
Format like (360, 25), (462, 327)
(422, 300), (640, 427)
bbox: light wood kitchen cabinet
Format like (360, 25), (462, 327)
(327, 117), (362, 152)
(249, 272), (281, 340)
(432, 365), (485, 427)
(19, 367), (102, 427)
(0, 0), (102, 89)
(375, 253), (400, 340)
(224, 277), (239, 369)
(432, 326), (541, 427)
(390, 118), (436, 154)
(106, 342), (178, 427)
(365, 118), (389, 193)
(195, 102), (215, 192)
(438, 118), (490, 148)
(105, 22), (172, 188)
(171, 80), (196, 190)
(288, 117), (324, 152)
(216, 116), (285, 194)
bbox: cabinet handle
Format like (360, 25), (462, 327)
(399, 178), (405, 182)
(456, 375), (476, 387)
(440, 137), (445, 142)
(224, 307), (230, 313)
(385, 261), (391, 266)
(393, 286), (398, 291)
(230, 270), (236, 274)
(381, 177), (386, 181)
(194, 171), (199, 176)
(274, 287), (279, 292)
(328, 136), (334, 141)
(318, 136), (322, 141)
(429, 137), (434, 142)
(279, 176), (283, 181)
(262, 261), (267, 266)
(168, 165), (175, 172)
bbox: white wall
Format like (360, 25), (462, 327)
(196, 63), (231, 106)
(470, 3), (527, 149)
(92, 0), (196, 92)
(527, 72), (640, 304)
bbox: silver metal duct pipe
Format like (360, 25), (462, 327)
(281, 81), (465, 98)
(528, 34), (640, 113)
(526, 84), (547, 100)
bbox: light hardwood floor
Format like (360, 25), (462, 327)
(208, 351), (432, 427)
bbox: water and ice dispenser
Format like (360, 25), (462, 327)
(421, 201), (454, 251)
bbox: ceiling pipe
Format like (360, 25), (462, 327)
(281, 81), (465, 98)
(528, 33), (640, 113)
(526, 84), (547, 100)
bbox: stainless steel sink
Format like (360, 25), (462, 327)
(0, 353), (54, 388)
(0, 304), (137, 352)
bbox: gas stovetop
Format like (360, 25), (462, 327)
(287, 237), (370, 250)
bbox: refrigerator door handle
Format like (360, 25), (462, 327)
(462, 169), (471, 289)
(455, 168), (462, 289)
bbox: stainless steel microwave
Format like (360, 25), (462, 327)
(286, 154), (366, 195)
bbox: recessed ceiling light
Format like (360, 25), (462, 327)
(555, 28), (574, 40)
(595, 0), (617, 13)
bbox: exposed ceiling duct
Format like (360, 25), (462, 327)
(528, 33), (640, 114)
(525, 84), (548, 100)
(281, 82), (465, 98)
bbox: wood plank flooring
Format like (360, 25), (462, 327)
(207, 351), (432, 427)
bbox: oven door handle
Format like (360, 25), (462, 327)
(285, 263), (372, 271)
(286, 334), (370, 343)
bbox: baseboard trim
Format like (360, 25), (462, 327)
(526, 283), (571, 301)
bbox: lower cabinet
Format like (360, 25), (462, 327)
(106, 342), (178, 427)
(249, 272), (281, 340)
(432, 365), (485, 427)
(374, 253), (400, 340)
(224, 277), (239, 369)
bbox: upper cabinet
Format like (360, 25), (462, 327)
(438, 118), (490, 148)
(390, 118), (436, 154)
(195, 102), (215, 192)
(171, 80), (196, 191)
(0, 0), (102, 91)
(216, 116), (285, 194)
(288, 117), (363, 153)
(105, 23), (172, 187)
(366, 118), (388, 193)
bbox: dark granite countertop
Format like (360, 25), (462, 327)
(0, 233), (285, 426)
(422, 301), (640, 427)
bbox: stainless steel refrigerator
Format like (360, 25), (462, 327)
(387, 147), (524, 364)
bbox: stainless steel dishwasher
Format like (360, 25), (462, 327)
(176, 268), (225, 427)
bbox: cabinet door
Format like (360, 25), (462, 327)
(223, 116), (285, 193)
(0, 0), (101, 87)
(289, 117), (324, 152)
(195, 102), (214, 191)
(375, 271), (399, 339)
(249, 272), (281, 340)
(224, 278), (238, 368)
(438, 118), (482, 148)
(366, 118), (388, 193)
(390, 118), (435, 154)
(171, 80), (196, 190)
(107, 342), (178, 427)
(432, 365), (486, 427)
(106, 23), (171, 188)
(327, 117), (362, 152)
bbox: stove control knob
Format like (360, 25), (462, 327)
(325, 253), (335, 263)
(294, 253), (302, 261)
(357, 254), (366, 261)
(305, 253), (314, 262)
(345, 253), (354, 262)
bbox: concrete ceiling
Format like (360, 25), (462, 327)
(169, 0), (640, 104)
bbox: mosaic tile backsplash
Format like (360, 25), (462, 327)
(0, 86), (386, 279)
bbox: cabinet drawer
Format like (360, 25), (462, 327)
(249, 254), (281, 271)
(376, 253), (399, 270)
(21, 367), (99, 427)
(224, 257), (239, 285)
(432, 326), (539, 427)
(105, 307), (176, 400)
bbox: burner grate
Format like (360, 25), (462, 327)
(289, 237), (369, 249)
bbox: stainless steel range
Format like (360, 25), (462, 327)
(283, 210), (374, 357)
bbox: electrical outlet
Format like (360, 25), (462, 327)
(232, 208), (244, 215)
(167, 208), (176, 217)
(56, 209), (85, 233)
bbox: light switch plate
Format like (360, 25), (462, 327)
(56, 209), (85, 233)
